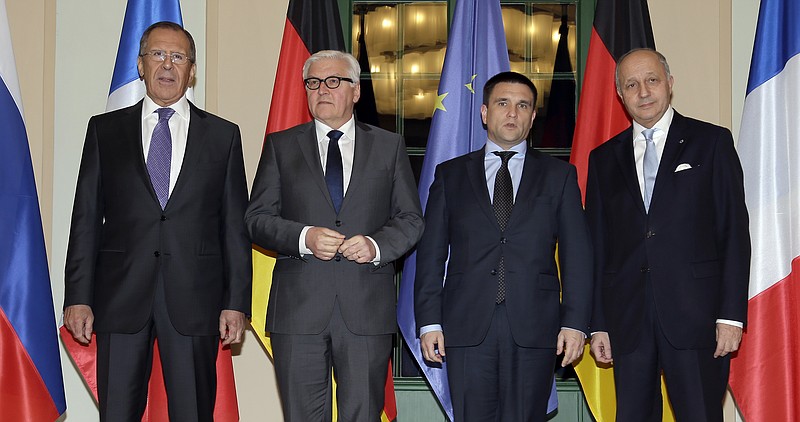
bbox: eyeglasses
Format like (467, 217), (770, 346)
(140, 50), (192, 65)
(304, 76), (355, 90)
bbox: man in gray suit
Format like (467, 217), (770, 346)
(245, 50), (424, 422)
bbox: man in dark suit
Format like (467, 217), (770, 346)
(414, 71), (593, 421)
(585, 48), (751, 421)
(245, 50), (423, 422)
(63, 22), (251, 421)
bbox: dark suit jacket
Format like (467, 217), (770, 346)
(245, 120), (424, 336)
(414, 147), (593, 348)
(64, 101), (252, 336)
(585, 111), (750, 354)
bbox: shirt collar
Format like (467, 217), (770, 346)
(142, 94), (190, 120)
(315, 116), (356, 143)
(484, 139), (527, 157)
(632, 106), (674, 139)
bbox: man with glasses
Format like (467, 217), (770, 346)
(246, 50), (423, 421)
(64, 21), (251, 421)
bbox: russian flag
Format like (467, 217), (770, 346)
(729, 0), (800, 420)
(0, 0), (67, 419)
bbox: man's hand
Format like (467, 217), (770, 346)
(714, 323), (743, 358)
(590, 332), (613, 364)
(64, 304), (94, 345)
(420, 331), (446, 363)
(219, 310), (246, 346)
(557, 329), (585, 366)
(339, 235), (376, 264)
(306, 227), (345, 260)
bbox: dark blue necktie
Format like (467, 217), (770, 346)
(493, 150), (516, 303)
(325, 130), (344, 214)
(147, 107), (175, 209)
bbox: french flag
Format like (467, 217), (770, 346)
(105, 0), (188, 112)
(729, 0), (800, 420)
(0, 0), (67, 419)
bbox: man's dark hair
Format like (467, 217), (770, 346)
(139, 21), (196, 63)
(483, 71), (538, 105)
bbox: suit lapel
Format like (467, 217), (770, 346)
(650, 112), (688, 212)
(297, 121), (335, 210)
(612, 127), (647, 214)
(169, 103), (209, 209)
(508, 148), (544, 228)
(466, 148), (498, 229)
(121, 101), (161, 206)
(342, 122), (373, 213)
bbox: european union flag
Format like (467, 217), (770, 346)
(396, 0), (513, 419)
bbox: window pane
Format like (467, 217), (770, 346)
(354, 2), (447, 146)
(502, 3), (577, 149)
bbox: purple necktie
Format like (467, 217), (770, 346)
(147, 108), (175, 209)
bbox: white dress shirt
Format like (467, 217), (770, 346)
(141, 95), (190, 196)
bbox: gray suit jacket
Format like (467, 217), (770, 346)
(245, 120), (424, 336)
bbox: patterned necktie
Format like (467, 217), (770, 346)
(493, 150), (516, 303)
(147, 107), (175, 209)
(642, 128), (657, 212)
(325, 130), (345, 214)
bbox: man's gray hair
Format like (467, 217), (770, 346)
(302, 50), (361, 83)
(615, 48), (671, 93)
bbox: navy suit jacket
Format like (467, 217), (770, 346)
(245, 120), (424, 336)
(585, 111), (751, 354)
(414, 147), (593, 348)
(64, 101), (252, 336)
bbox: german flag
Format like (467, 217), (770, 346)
(252, 0), (397, 420)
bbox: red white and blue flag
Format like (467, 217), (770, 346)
(729, 0), (800, 420)
(0, 0), (67, 419)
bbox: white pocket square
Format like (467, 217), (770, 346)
(674, 163), (693, 172)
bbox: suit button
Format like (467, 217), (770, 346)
(335, 220), (342, 227)
(646, 230), (655, 238)
(154, 251), (160, 257)
(160, 215), (167, 222)
(500, 237), (507, 244)
(640, 267), (649, 273)
(490, 269), (498, 276)
(334, 255), (341, 262)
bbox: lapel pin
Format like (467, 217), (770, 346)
(679, 139), (685, 144)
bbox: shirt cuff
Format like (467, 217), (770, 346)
(299, 226), (313, 256)
(419, 324), (442, 336)
(366, 235), (381, 265)
(561, 327), (587, 339)
(716, 319), (744, 328)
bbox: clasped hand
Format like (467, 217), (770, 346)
(306, 226), (375, 263)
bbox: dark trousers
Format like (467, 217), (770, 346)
(613, 277), (730, 422)
(272, 300), (393, 422)
(447, 304), (557, 422)
(96, 275), (219, 422)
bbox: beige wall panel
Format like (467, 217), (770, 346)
(208, 1), (287, 420)
(649, 0), (730, 128)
